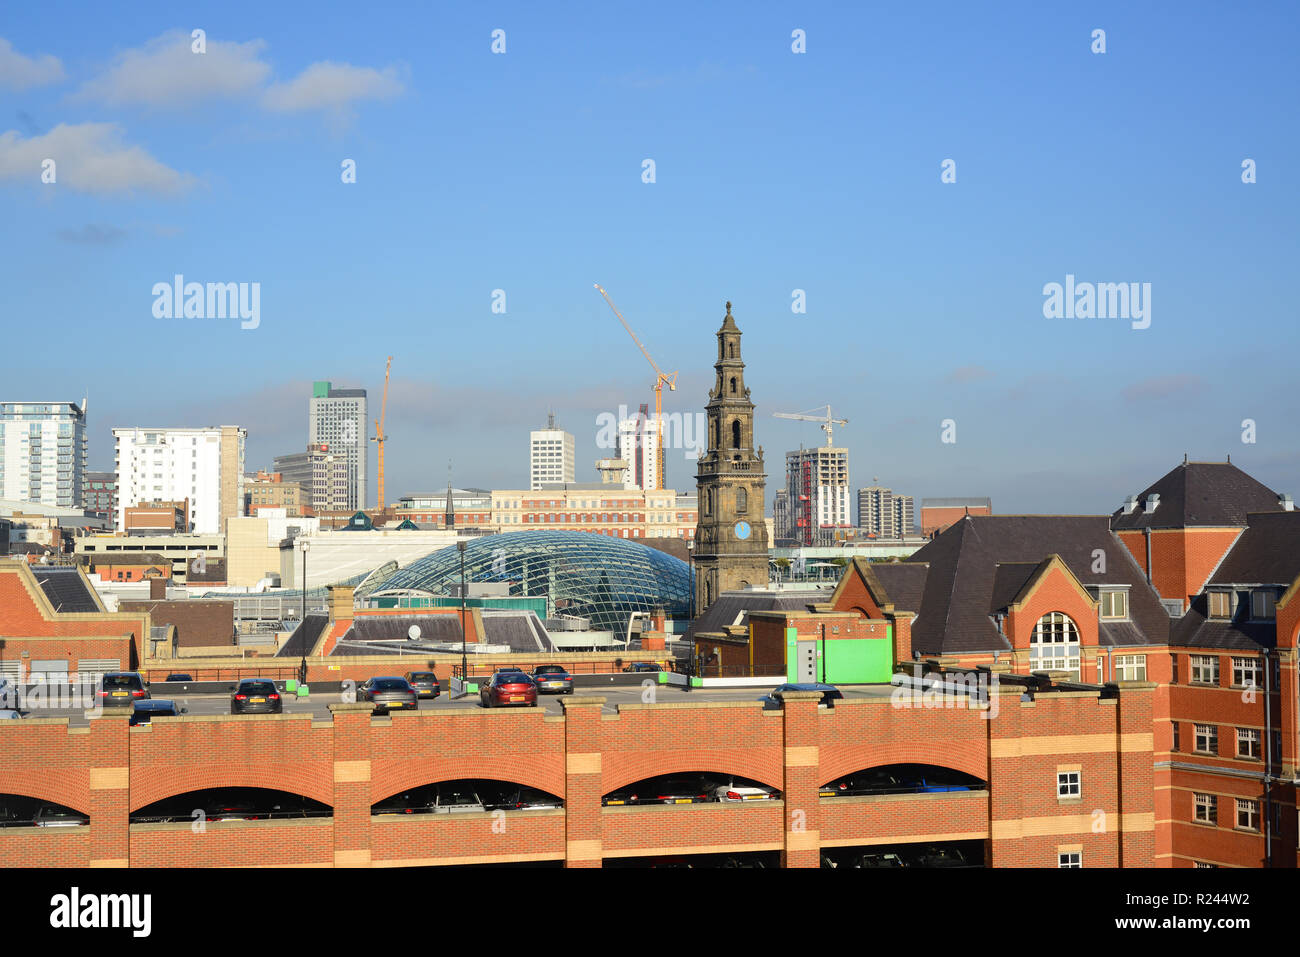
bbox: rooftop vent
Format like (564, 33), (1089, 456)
(1121, 495), (1138, 515)
(1145, 493), (1160, 513)
(1281, 494), (1294, 512)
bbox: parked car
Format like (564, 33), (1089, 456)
(164, 673), (193, 683)
(485, 785), (563, 811)
(713, 781), (778, 802)
(129, 699), (188, 726)
(230, 678), (284, 715)
(372, 791), (435, 816)
(433, 785), (485, 814)
(357, 676), (418, 714)
(911, 777), (971, 793)
(623, 662), (661, 673)
(0, 710), (22, 720)
(404, 671), (440, 699)
(33, 804), (89, 827)
(97, 672), (150, 708)
(851, 851), (907, 868)
(480, 671), (538, 708)
(601, 785), (640, 807)
(759, 682), (843, 710)
(531, 665), (573, 695)
(904, 845), (970, 867)
(819, 770), (906, 797)
(642, 776), (711, 805)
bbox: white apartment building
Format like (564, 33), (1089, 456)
(618, 412), (661, 491)
(0, 400), (88, 508)
(529, 417), (575, 490)
(309, 381), (367, 510)
(113, 426), (246, 534)
(783, 446), (851, 545)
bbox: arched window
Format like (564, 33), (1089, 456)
(1030, 612), (1080, 677)
(730, 377), (737, 394)
(732, 420), (742, 448)
(706, 488), (713, 515)
(728, 343), (735, 358)
(737, 487), (748, 512)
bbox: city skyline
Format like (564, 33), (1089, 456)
(4, 3), (1297, 515)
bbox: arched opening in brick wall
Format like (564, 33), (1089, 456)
(130, 787), (331, 824)
(0, 794), (89, 828)
(602, 771), (779, 806)
(818, 763), (986, 797)
(371, 779), (562, 815)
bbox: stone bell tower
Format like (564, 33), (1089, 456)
(693, 301), (769, 614)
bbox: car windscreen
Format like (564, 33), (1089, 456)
(535, 667), (566, 675)
(496, 673), (530, 684)
(407, 673), (434, 681)
(372, 679), (409, 691)
(102, 675), (139, 688)
(240, 682), (276, 693)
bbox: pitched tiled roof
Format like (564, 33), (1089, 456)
(1170, 594), (1276, 651)
(32, 566), (101, 613)
(1207, 511), (1300, 585)
(686, 588), (832, 641)
(868, 562), (929, 614)
(1111, 461), (1282, 530)
(904, 515), (1169, 655)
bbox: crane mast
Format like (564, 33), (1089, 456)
(593, 284), (677, 490)
(372, 356), (392, 509)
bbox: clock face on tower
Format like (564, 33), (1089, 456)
(733, 520), (751, 541)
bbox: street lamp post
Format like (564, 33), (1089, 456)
(298, 538), (310, 687)
(686, 539), (695, 680)
(457, 540), (468, 693)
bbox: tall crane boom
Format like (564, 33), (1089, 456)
(773, 405), (849, 448)
(371, 356), (392, 509)
(594, 283), (677, 490)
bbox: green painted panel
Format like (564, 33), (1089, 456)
(822, 637), (892, 684)
(785, 627), (799, 681)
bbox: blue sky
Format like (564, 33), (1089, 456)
(3, 2), (1297, 515)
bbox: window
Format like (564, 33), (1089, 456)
(1250, 590), (1276, 620)
(1058, 852), (1081, 868)
(1115, 654), (1147, 682)
(1030, 613), (1080, 677)
(1207, 591), (1231, 619)
(1171, 654), (1179, 684)
(1194, 724), (1218, 755)
(1057, 771), (1080, 798)
(1172, 723), (1179, 752)
(1099, 590), (1128, 619)
(737, 487), (748, 513)
(1231, 657), (1261, 690)
(1235, 799), (1258, 831)
(1190, 655), (1219, 685)
(1236, 728), (1260, 760)
(1194, 793), (1217, 825)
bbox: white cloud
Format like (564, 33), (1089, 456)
(75, 30), (270, 107)
(0, 37), (65, 90)
(0, 123), (194, 195)
(263, 61), (405, 112)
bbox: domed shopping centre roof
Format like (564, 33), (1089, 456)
(376, 530), (693, 633)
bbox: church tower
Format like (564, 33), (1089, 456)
(693, 301), (769, 614)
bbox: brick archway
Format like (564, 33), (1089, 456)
(817, 743), (987, 787)
(130, 766), (335, 812)
(370, 755), (565, 804)
(601, 752), (784, 795)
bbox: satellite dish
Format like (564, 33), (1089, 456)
(407, 625), (421, 641)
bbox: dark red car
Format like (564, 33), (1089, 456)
(480, 671), (537, 708)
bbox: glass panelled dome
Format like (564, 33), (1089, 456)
(377, 530), (693, 633)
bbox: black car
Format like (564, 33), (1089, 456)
(759, 683), (843, 710)
(404, 671), (440, 699)
(819, 769), (906, 797)
(484, 785), (563, 811)
(623, 662), (662, 673)
(358, 676), (418, 714)
(230, 678), (283, 715)
(164, 673), (193, 683)
(640, 775), (712, 805)
(129, 699), (188, 726)
(531, 665), (573, 695)
(97, 672), (150, 708)
(601, 785), (640, 807)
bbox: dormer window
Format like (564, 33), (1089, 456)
(1250, 590), (1276, 620)
(1207, 591), (1232, 619)
(1099, 589), (1128, 620)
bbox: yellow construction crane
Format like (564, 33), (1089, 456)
(594, 283), (676, 490)
(773, 405), (849, 447)
(371, 356), (392, 509)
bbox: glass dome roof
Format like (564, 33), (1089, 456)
(377, 530), (693, 633)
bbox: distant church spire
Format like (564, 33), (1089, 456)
(446, 461), (455, 529)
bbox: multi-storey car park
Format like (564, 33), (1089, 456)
(0, 457), (1296, 868)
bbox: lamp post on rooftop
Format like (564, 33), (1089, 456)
(458, 540), (468, 693)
